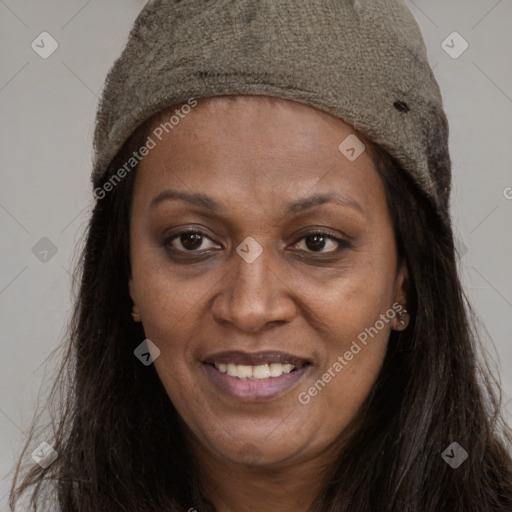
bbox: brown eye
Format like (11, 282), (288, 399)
(291, 232), (347, 254)
(166, 231), (219, 252)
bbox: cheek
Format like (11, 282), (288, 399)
(134, 264), (207, 421)
(294, 294), (392, 452)
(305, 329), (389, 416)
(293, 239), (397, 345)
(129, 244), (210, 393)
(292, 245), (396, 426)
(130, 233), (217, 338)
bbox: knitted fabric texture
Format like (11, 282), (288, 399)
(92, 0), (451, 222)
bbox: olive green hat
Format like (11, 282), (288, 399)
(92, 0), (451, 222)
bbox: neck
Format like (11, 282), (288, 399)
(203, 460), (327, 512)
(188, 441), (341, 512)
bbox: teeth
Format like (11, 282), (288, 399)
(238, 365), (254, 379)
(227, 364), (238, 377)
(269, 363), (283, 377)
(214, 362), (297, 379)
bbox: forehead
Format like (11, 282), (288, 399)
(133, 96), (385, 217)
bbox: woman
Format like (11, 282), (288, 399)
(9, 0), (512, 511)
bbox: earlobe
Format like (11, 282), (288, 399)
(394, 307), (409, 331)
(130, 306), (141, 323)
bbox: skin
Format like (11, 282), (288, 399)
(128, 95), (408, 512)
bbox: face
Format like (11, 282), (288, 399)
(128, 96), (408, 470)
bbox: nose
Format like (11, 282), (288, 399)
(211, 243), (297, 333)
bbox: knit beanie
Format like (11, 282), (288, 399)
(92, 0), (451, 223)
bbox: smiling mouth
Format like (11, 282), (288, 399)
(209, 362), (310, 380)
(202, 350), (312, 401)
(203, 350), (312, 380)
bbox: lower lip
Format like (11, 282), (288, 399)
(202, 363), (311, 402)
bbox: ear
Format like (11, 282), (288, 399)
(128, 276), (141, 322)
(392, 261), (409, 331)
(128, 276), (137, 304)
(393, 261), (408, 306)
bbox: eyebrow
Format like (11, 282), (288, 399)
(149, 189), (364, 216)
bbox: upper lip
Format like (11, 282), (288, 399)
(203, 350), (311, 367)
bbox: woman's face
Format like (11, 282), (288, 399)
(129, 96), (407, 469)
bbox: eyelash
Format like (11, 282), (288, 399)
(163, 229), (349, 256)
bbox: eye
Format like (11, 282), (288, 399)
(165, 230), (220, 252)
(290, 231), (347, 254)
(164, 229), (348, 256)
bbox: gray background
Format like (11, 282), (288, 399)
(1, 0), (511, 509)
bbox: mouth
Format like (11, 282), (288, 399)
(202, 350), (312, 402)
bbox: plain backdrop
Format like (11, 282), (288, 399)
(1, 0), (511, 509)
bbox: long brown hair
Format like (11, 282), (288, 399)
(9, 109), (512, 511)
